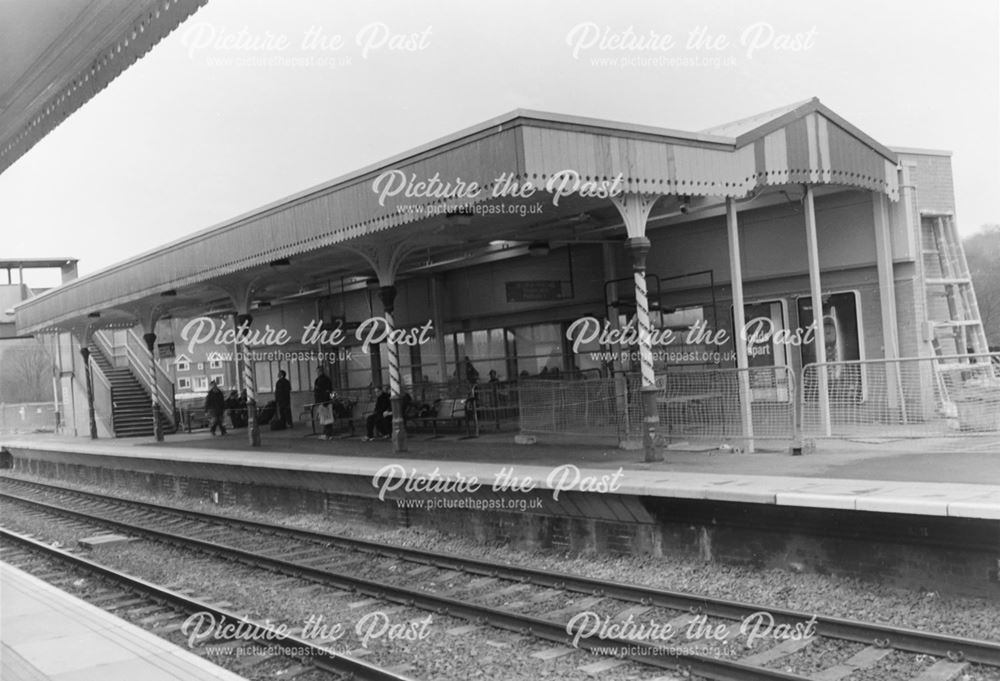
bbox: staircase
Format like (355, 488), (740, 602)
(89, 344), (174, 438)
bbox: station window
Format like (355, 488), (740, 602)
(444, 328), (515, 383)
(209, 358), (223, 369)
(510, 324), (563, 378)
(175, 358), (190, 372)
(193, 376), (208, 391)
(210, 374), (224, 387)
(254, 362), (273, 394)
(177, 377), (191, 390)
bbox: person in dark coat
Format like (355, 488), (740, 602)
(364, 386), (392, 440)
(313, 368), (333, 403)
(205, 381), (226, 436)
(275, 370), (292, 428)
(464, 356), (479, 385)
(225, 390), (244, 429)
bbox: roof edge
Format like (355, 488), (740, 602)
(733, 97), (898, 164)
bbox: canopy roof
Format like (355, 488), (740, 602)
(0, 0), (207, 174)
(16, 98), (902, 334)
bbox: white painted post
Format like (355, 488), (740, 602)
(804, 186), (832, 436)
(726, 198), (755, 453)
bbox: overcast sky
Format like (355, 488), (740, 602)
(2, 0), (997, 288)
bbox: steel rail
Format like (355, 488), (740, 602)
(4, 477), (999, 667)
(1, 489), (812, 681)
(0, 528), (418, 681)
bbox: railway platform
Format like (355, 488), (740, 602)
(1, 430), (998, 516)
(2, 431), (998, 598)
(0, 561), (246, 681)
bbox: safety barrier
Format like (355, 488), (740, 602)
(518, 366), (796, 445)
(801, 353), (1000, 438)
(626, 366), (796, 444)
(518, 376), (621, 437)
(0, 401), (58, 434)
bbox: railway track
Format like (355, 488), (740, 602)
(2, 476), (998, 681)
(0, 528), (417, 681)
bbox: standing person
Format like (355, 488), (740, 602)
(464, 356), (479, 385)
(225, 390), (242, 429)
(205, 380), (226, 436)
(313, 367), (333, 403)
(274, 370), (292, 429)
(363, 386), (392, 441)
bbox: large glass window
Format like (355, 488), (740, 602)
(511, 324), (563, 378)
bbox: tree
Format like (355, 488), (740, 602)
(0, 339), (53, 403)
(964, 224), (1000, 350)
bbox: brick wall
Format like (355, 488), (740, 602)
(898, 151), (955, 215)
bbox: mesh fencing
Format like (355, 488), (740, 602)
(518, 366), (796, 444)
(0, 402), (58, 434)
(626, 366), (796, 443)
(801, 353), (1000, 438)
(518, 377), (623, 437)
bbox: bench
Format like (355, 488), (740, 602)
(407, 398), (477, 437)
(306, 398), (360, 437)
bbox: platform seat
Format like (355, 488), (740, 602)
(306, 398), (360, 436)
(408, 398), (475, 437)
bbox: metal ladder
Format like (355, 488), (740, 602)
(920, 211), (991, 408)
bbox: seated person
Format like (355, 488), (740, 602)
(226, 390), (246, 428)
(363, 386), (392, 441)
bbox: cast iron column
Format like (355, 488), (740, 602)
(142, 332), (164, 442)
(80, 347), (98, 439)
(626, 236), (663, 462)
(378, 285), (407, 453)
(237, 313), (261, 447)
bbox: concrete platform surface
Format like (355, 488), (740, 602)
(3, 431), (999, 519)
(0, 562), (247, 681)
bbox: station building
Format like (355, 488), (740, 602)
(13, 99), (996, 455)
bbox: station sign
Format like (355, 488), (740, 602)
(505, 280), (572, 303)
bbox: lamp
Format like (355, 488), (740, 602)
(528, 241), (550, 257)
(269, 258), (291, 269)
(161, 289), (177, 297)
(87, 312), (101, 318)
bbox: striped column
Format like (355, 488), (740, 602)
(632, 265), (656, 388)
(237, 314), (260, 447)
(80, 346), (98, 439)
(627, 236), (662, 463)
(378, 286), (407, 453)
(143, 332), (163, 442)
(611, 193), (663, 461)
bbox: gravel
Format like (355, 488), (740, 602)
(3, 470), (999, 681)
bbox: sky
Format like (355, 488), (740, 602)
(1, 0), (998, 288)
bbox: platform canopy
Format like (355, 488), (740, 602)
(0, 0), (207, 174)
(15, 97), (900, 334)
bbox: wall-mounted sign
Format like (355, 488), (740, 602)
(505, 280), (572, 303)
(734, 300), (791, 402)
(157, 342), (175, 359)
(797, 290), (865, 402)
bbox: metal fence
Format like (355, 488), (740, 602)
(801, 353), (1000, 439)
(518, 366), (796, 445)
(0, 402), (58, 434)
(518, 376), (622, 437)
(628, 366), (796, 444)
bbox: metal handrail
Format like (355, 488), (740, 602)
(123, 330), (176, 428)
(88, 355), (115, 435)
